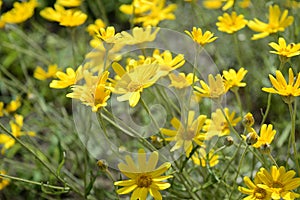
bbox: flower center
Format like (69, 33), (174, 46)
(128, 81), (143, 92)
(137, 174), (152, 188)
(179, 128), (195, 140)
(254, 187), (267, 199)
(272, 181), (283, 188)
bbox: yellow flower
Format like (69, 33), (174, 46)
(95, 26), (118, 43)
(252, 124), (276, 148)
(203, 0), (234, 10)
(118, 26), (160, 45)
(86, 19), (106, 36)
(114, 149), (172, 200)
(222, 68), (248, 91)
(168, 72), (199, 89)
(248, 5), (294, 40)
(269, 37), (300, 58)
(133, 0), (177, 27)
(40, 4), (87, 27)
(160, 111), (207, 157)
(262, 68), (300, 97)
(238, 176), (272, 200)
(66, 71), (111, 112)
(0, 114), (35, 154)
(216, 12), (248, 34)
(194, 74), (226, 99)
(242, 112), (255, 128)
(192, 148), (219, 167)
(119, 0), (153, 15)
(184, 27), (218, 46)
(34, 64), (60, 81)
(153, 50), (185, 74)
(257, 166), (300, 199)
(56, 0), (82, 7)
(111, 62), (164, 107)
(286, 0), (300, 8)
(0, 170), (10, 190)
(203, 108), (241, 137)
(1, 0), (37, 25)
(5, 96), (21, 114)
(0, 102), (4, 117)
(50, 66), (83, 89)
(238, 0), (251, 8)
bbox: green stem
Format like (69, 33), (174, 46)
(228, 145), (248, 199)
(288, 102), (300, 175)
(105, 170), (120, 200)
(260, 93), (272, 126)
(232, 88), (243, 116)
(0, 173), (70, 192)
(233, 33), (243, 67)
(268, 154), (278, 168)
(70, 28), (77, 67)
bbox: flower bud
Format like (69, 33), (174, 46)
(97, 159), (108, 171)
(224, 136), (234, 147)
(246, 132), (258, 145)
(243, 112), (254, 127)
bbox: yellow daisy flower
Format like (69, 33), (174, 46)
(50, 66), (83, 89)
(95, 26), (118, 43)
(40, 4), (87, 27)
(86, 19), (106, 37)
(168, 72), (199, 89)
(114, 149), (172, 200)
(192, 148), (219, 167)
(0, 170), (10, 190)
(160, 111), (207, 157)
(118, 26), (160, 45)
(262, 68), (300, 97)
(1, 0), (38, 25)
(257, 166), (300, 199)
(66, 71), (111, 112)
(34, 64), (60, 81)
(56, 0), (82, 7)
(203, 108), (241, 137)
(252, 124), (276, 149)
(153, 50), (185, 74)
(238, 176), (272, 200)
(216, 12), (248, 34)
(4, 96), (21, 114)
(194, 74), (226, 99)
(269, 37), (300, 58)
(119, 0), (153, 15)
(203, 0), (236, 10)
(248, 5), (294, 40)
(222, 68), (248, 91)
(111, 62), (164, 107)
(184, 27), (218, 46)
(0, 114), (35, 154)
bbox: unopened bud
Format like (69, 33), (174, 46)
(97, 159), (108, 171)
(224, 136), (234, 147)
(260, 143), (271, 154)
(243, 112), (254, 127)
(246, 132), (258, 145)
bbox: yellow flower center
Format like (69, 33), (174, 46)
(254, 187), (267, 199)
(272, 181), (283, 188)
(179, 128), (195, 140)
(128, 81), (143, 92)
(137, 174), (152, 188)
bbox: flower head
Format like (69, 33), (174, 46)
(161, 111), (207, 157)
(262, 68), (300, 98)
(0, 0), (38, 25)
(248, 5), (294, 40)
(56, 0), (82, 7)
(153, 50), (185, 74)
(192, 148), (219, 167)
(238, 176), (272, 200)
(86, 19), (106, 37)
(0, 170), (10, 190)
(66, 71), (111, 112)
(194, 74), (226, 99)
(216, 12), (248, 34)
(40, 4), (87, 27)
(114, 149), (172, 200)
(185, 27), (218, 46)
(4, 96), (21, 114)
(223, 68), (248, 91)
(269, 37), (300, 59)
(111, 62), (164, 107)
(203, 0), (237, 10)
(257, 166), (300, 199)
(0, 115), (35, 154)
(168, 72), (199, 89)
(50, 66), (83, 89)
(118, 26), (160, 45)
(252, 124), (276, 148)
(34, 64), (60, 81)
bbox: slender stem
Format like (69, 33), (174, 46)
(260, 93), (272, 126)
(232, 88), (243, 116)
(70, 28), (77, 67)
(268, 154), (278, 168)
(228, 145), (248, 199)
(222, 142), (242, 178)
(233, 33), (243, 67)
(105, 170), (120, 200)
(288, 102), (300, 175)
(0, 173), (70, 192)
